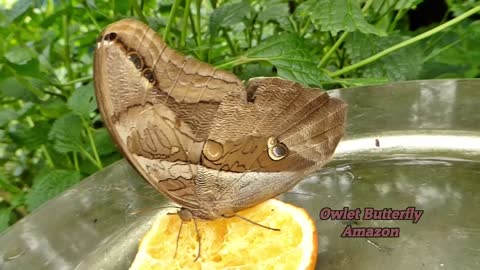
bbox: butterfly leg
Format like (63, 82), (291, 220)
(192, 217), (201, 262)
(173, 219), (184, 259)
(177, 208), (202, 261)
(222, 214), (280, 231)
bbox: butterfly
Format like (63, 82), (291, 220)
(94, 19), (347, 222)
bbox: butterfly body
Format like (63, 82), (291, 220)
(94, 19), (347, 220)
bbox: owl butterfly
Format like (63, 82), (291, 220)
(94, 19), (347, 222)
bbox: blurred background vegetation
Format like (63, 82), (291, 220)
(0, 0), (479, 232)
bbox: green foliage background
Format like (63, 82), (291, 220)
(0, 0), (479, 232)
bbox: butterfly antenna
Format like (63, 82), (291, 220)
(224, 214), (280, 231)
(193, 217), (201, 262)
(173, 219), (184, 259)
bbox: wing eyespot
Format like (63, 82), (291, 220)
(103, 32), (117, 41)
(203, 140), (224, 162)
(127, 52), (143, 70)
(267, 136), (288, 161)
(142, 68), (155, 83)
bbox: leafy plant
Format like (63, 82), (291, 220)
(0, 0), (479, 232)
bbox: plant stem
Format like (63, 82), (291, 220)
(317, 0), (374, 68)
(80, 148), (102, 169)
(61, 0), (73, 92)
(180, 0), (192, 47)
(330, 6), (480, 78)
(130, 0), (147, 23)
(82, 2), (100, 31)
(215, 56), (268, 69)
(195, 0), (205, 60)
(223, 31), (237, 55)
(52, 76), (92, 87)
(83, 119), (103, 169)
(318, 32), (348, 67)
(195, 0), (202, 39)
(0, 178), (22, 194)
(41, 145), (55, 168)
(388, 8), (408, 32)
(73, 152), (79, 171)
(422, 40), (461, 63)
(299, 20), (311, 37)
(288, 15), (298, 33)
(164, 0), (181, 42)
(0, 191), (28, 217)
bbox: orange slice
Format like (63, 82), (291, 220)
(129, 199), (318, 270)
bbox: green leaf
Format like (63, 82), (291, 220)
(3, 0), (32, 25)
(0, 175), (22, 194)
(209, 0), (251, 37)
(10, 121), (51, 150)
(0, 208), (12, 233)
(49, 113), (84, 153)
(25, 169), (82, 211)
(67, 84), (97, 117)
(394, 0), (423, 10)
(238, 63), (276, 81)
(114, 0), (130, 15)
(5, 46), (34, 65)
(91, 128), (118, 156)
(421, 22), (480, 78)
(39, 99), (70, 118)
(300, 0), (385, 36)
(257, 0), (289, 23)
(5, 59), (48, 81)
(242, 33), (330, 86)
(0, 77), (37, 101)
(345, 32), (423, 81)
(0, 109), (17, 127)
(447, 0), (480, 16)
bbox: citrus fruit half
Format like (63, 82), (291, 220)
(129, 199), (318, 270)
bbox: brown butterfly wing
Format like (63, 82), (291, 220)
(95, 19), (347, 220)
(197, 77), (347, 215)
(94, 19), (244, 213)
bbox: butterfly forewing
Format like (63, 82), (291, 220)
(94, 20), (244, 214)
(94, 19), (347, 220)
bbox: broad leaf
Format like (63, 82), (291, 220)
(0, 108), (17, 127)
(91, 127), (118, 156)
(371, 0), (422, 13)
(0, 208), (11, 233)
(25, 169), (82, 211)
(0, 77), (38, 101)
(39, 99), (70, 118)
(238, 63), (276, 81)
(257, 0), (289, 23)
(3, 0), (32, 25)
(114, 0), (130, 15)
(5, 46), (34, 65)
(49, 113), (84, 153)
(209, 0), (251, 37)
(345, 32), (423, 81)
(67, 84), (97, 117)
(299, 0), (385, 36)
(243, 33), (330, 87)
(420, 22), (480, 78)
(10, 121), (51, 150)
